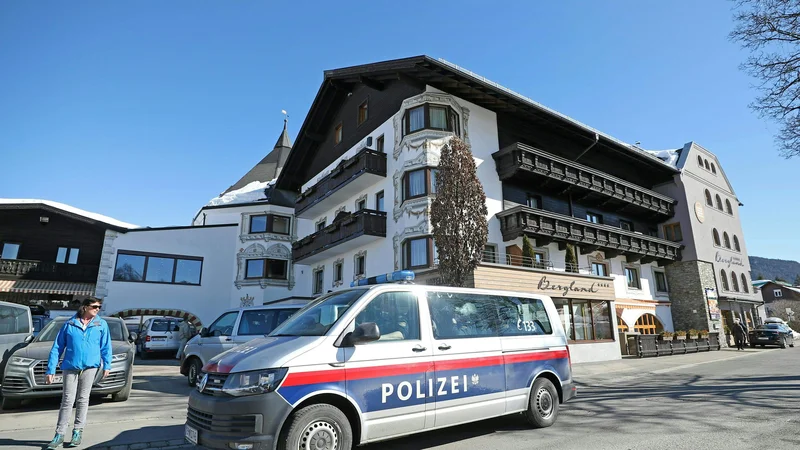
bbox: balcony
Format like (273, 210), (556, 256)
(295, 148), (387, 219)
(497, 206), (681, 263)
(0, 259), (100, 283)
(292, 209), (387, 264)
(493, 143), (675, 219)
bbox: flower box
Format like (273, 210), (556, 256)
(676, 335), (687, 340)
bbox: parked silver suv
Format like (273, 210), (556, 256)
(1, 316), (136, 410)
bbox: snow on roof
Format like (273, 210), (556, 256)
(0, 198), (139, 229)
(206, 179), (276, 207)
(643, 149), (680, 167)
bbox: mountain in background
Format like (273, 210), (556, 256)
(749, 256), (800, 284)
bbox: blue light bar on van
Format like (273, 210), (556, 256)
(350, 270), (415, 287)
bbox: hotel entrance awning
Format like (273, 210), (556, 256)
(0, 279), (95, 296)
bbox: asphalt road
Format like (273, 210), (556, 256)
(1, 348), (798, 450)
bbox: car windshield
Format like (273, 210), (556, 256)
(270, 290), (366, 337)
(36, 319), (126, 342)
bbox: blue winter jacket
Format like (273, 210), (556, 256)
(47, 315), (113, 375)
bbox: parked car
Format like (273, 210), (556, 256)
(31, 315), (53, 337)
(137, 317), (183, 359)
(1, 316), (136, 410)
(749, 323), (795, 349)
(0, 301), (33, 388)
(180, 301), (307, 386)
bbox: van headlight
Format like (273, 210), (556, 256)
(10, 356), (35, 366)
(222, 368), (288, 397)
(112, 353), (128, 362)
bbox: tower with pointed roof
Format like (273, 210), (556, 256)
(222, 119), (292, 195)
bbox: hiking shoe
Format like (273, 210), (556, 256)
(67, 429), (82, 447)
(46, 433), (64, 450)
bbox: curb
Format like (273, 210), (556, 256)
(89, 439), (195, 450)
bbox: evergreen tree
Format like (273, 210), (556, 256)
(431, 137), (489, 287)
(522, 235), (535, 268)
(756, 273), (765, 280)
(565, 244), (578, 273)
(794, 274), (800, 286)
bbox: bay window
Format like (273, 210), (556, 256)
(403, 103), (460, 136)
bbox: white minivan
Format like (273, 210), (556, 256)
(180, 301), (308, 386)
(185, 274), (576, 450)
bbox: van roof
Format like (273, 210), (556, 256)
(322, 284), (553, 301)
(223, 299), (311, 313)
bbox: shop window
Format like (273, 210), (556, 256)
(634, 314), (663, 335)
(553, 299), (614, 341)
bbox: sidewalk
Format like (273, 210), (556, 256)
(572, 347), (775, 383)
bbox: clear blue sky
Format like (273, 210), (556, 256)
(1, 1), (796, 260)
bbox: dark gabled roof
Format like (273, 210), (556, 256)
(0, 199), (137, 232)
(276, 55), (679, 191)
(223, 120), (292, 195)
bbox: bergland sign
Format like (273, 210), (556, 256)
(471, 265), (615, 301)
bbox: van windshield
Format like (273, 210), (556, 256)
(270, 290), (366, 337)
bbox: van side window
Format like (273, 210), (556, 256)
(0, 304), (30, 334)
(238, 310), (277, 336)
(427, 292), (499, 339)
(275, 309), (297, 325)
(208, 312), (238, 337)
(496, 297), (553, 336)
(354, 292), (420, 341)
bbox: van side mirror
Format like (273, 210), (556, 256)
(24, 335), (34, 344)
(129, 332), (138, 343)
(343, 322), (381, 346)
(199, 327), (209, 338)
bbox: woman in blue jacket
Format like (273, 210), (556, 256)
(45, 297), (112, 449)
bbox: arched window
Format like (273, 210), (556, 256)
(720, 270), (729, 291)
(715, 194), (723, 210)
(697, 155), (704, 167)
(713, 229), (721, 246)
(705, 190), (713, 207)
(710, 163), (717, 174)
(634, 314), (664, 335)
(741, 273), (749, 293)
(704, 160), (710, 170)
(726, 199), (733, 215)
(617, 316), (628, 333)
(731, 272), (739, 292)
(723, 232), (731, 249)
(733, 235), (741, 251)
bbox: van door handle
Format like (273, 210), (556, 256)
(225, 338), (233, 342)
(412, 345), (427, 352)
(438, 344), (452, 351)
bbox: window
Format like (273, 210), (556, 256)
(245, 258), (288, 280)
(316, 220), (326, 232)
(355, 292), (420, 341)
(625, 266), (641, 289)
(715, 194), (723, 210)
(726, 199), (733, 215)
(526, 194), (542, 209)
(704, 160), (710, 170)
(731, 272), (740, 292)
(403, 103), (459, 136)
(208, 311), (238, 337)
(113, 251), (203, 285)
(356, 198), (367, 211)
(358, 101), (368, 125)
(355, 254), (366, 277)
(591, 262), (608, 277)
(533, 251), (547, 269)
(334, 123), (342, 145)
(0, 303), (31, 335)
(496, 296), (554, 336)
(705, 190), (713, 207)
(713, 229), (721, 246)
(742, 273), (749, 293)
(654, 271), (668, 292)
(648, 228), (659, 237)
(697, 155), (704, 167)
(586, 212), (603, 224)
(403, 237), (431, 269)
(376, 135), (384, 153)
(774, 289), (783, 298)
(634, 314), (663, 335)
(334, 261), (343, 285)
(376, 191), (385, 212)
(483, 244), (498, 263)
(426, 292), (496, 339)
(553, 299), (613, 341)
(238, 309), (295, 336)
(250, 214), (291, 235)
(313, 268), (324, 295)
(1, 243), (20, 260)
(402, 168), (438, 200)
(720, 270), (729, 291)
(723, 232), (731, 249)
(710, 163), (717, 174)
(663, 223), (683, 242)
(619, 220), (633, 232)
(56, 247), (80, 264)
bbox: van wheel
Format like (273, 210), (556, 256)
(279, 404), (353, 450)
(524, 378), (559, 428)
(2, 397), (22, 410)
(187, 358), (202, 387)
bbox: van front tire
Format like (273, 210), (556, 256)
(279, 404), (353, 450)
(187, 358), (202, 386)
(524, 377), (559, 428)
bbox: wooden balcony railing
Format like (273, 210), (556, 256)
(0, 259), (100, 283)
(497, 206), (681, 263)
(292, 209), (387, 263)
(493, 143), (676, 218)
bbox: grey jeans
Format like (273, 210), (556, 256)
(56, 368), (98, 435)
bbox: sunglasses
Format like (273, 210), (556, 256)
(87, 304), (102, 310)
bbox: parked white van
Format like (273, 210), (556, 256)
(185, 272), (575, 450)
(180, 301), (308, 386)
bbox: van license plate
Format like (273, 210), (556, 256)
(153, 337), (166, 341)
(52, 375), (63, 384)
(185, 425), (198, 445)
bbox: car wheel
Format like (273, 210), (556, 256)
(279, 404), (353, 450)
(187, 358), (202, 387)
(111, 369), (134, 402)
(524, 377), (559, 428)
(2, 397), (22, 410)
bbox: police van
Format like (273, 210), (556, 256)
(186, 271), (576, 450)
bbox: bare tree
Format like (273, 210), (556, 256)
(431, 137), (489, 287)
(731, 0), (800, 158)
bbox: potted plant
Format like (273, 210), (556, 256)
(675, 330), (687, 340)
(699, 330), (709, 338)
(688, 329), (700, 339)
(660, 331), (674, 341)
